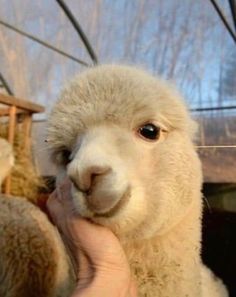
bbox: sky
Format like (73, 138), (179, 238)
(0, 0), (235, 119)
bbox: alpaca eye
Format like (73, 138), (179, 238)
(53, 148), (71, 165)
(61, 149), (71, 165)
(138, 124), (160, 140)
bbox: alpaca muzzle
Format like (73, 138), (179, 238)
(68, 160), (129, 216)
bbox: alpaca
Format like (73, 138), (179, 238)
(0, 139), (75, 297)
(0, 65), (228, 297)
(47, 64), (228, 297)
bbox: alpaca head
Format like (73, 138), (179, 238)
(48, 65), (202, 240)
(0, 138), (14, 187)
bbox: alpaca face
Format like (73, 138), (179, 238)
(48, 65), (202, 240)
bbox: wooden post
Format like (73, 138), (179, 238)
(22, 114), (32, 151)
(4, 105), (16, 194)
(8, 105), (16, 144)
(0, 93), (45, 196)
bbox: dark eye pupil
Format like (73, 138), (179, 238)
(61, 149), (71, 164)
(139, 124), (160, 140)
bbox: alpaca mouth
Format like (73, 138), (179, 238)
(71, 180), (131, 219)
(91, 186), (131, 218)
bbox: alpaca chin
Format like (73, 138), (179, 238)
(71, 180), (148, 237)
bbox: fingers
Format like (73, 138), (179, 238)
(67, 217), (132, 296)
(128, 279), (138, 297)
(47, 179), (128, 271)
(55, 177), (72, 203)
(46, 190), (63, 225)
(47, 180), (97, 283)
(68, 218), (129, 272)
(47, 178), (74, 226)
(47, 178), (137, 297)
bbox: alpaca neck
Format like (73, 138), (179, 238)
(122, 201), (202, 296)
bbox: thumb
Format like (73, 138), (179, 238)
(68, 218), (134, 296)
(68, 218), (129, 273)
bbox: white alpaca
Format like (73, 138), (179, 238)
(0, 65), (228, 297)
(47, 65), (228, 297)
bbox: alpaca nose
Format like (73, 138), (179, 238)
(69, 165), (111, 193)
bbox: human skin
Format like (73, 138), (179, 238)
(47, 179), (137, 297)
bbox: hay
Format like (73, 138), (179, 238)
(0, 122), (45, 202)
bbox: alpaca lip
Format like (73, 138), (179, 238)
(92, 186), (131, 218)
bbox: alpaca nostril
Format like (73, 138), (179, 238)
(90, 173), (96, 187)
(69, 165), (111, 194)
(69, 176), (88, 193)
(86, 166), (111, 190)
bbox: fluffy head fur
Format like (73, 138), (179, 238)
(47, 65), (202, 240)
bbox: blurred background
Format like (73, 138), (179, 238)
(0, 0), (236, 180)
(0, 0), (236, 295)
(0, 0), (235, 113)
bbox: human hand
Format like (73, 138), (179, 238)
(47, 178), (137, 297)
